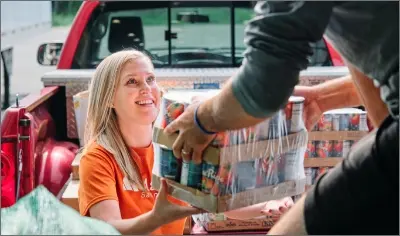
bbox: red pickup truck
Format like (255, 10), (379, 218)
(1, 1), (347, 209)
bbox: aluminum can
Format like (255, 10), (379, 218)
(159, 145), (181, 182)
(180, 160), (203, 190)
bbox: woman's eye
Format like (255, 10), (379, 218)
(127, 79), (137, 85)
(146, 76), (155, 83)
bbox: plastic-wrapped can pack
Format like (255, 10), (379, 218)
(1, 186), (120, 235)
(152, 90), (308, 213)
(313, 108), (367, 158)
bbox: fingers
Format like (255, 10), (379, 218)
(261, 209), (280, 216)
(292, 86), (311, 97)
(171, 134), (185, 159)
(284, 197), (294, 208)
(278, 206), (289, 214)
(260, 197), (294, 217)
(164, 119), (179, 135)
(181, 144), (193, 162)
(192, 148), (203, 165)
(157, 178), (168, 201)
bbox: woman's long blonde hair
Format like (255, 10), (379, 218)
(85, 49), (152, 191)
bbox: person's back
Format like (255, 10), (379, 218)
(326, 1), (398, 119)
(231, 1), (399, 234)
(161, 1), (399, 234)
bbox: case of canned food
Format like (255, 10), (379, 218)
(151, 90), (308, 213)
(304, 108), (370, 169)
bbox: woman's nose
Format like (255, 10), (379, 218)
(140, 82), (151, 94)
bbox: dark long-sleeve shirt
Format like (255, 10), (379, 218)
(232, 1), (398, 120)
(231, 1), (399, 234)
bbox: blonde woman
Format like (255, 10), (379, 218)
(78, 50), (201, 235)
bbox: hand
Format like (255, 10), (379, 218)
(292, 85), (323, 130)
(151, 179), (204, 224)
(260, 197), (294, 217)
(164, 103), (216, 164)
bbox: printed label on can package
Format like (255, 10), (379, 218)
(305, 141), (317, 158)
(332, 140), (343, 157)
(256, 157), (279, 187)
(160, 147), (181, 181)
(202, 162), (220, 193)
(316, 140), (334, 158)
(342, 140), (353, 157)
(290, 102), (304, 133)
(232, 160), (257, 193)
(180, 160), (203, 189)
(318, 114), (333, 131)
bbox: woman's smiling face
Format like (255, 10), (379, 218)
(113, 56), (161, 125)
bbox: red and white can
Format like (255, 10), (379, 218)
(288, 96), (305, 133)
(318, 113), (333, 131)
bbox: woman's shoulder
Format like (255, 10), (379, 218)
(80, 142), (116, 168)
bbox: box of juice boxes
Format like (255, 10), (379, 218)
(151, 90), (308, 213)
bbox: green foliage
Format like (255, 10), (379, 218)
(52, 13), (76, 27)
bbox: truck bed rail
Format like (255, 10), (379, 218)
(41, 66), (349, 139)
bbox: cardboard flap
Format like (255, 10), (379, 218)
(152, 174), (305, 213)
(152, 174), (218, 212)
(308, 131), (368, 141)
(153, 126), (308, 165)
(153, 126), (221, 165)
(304, 157), (343, 167)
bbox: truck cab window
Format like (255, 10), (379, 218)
(73, 2), (333, 69)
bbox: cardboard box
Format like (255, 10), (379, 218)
(73, 90), (89, 146)
(304, 130), (369, 167)
(193, 213), (278, 232)
(308, 130), (368, 141)
(184, 216), (193, 235)
(71, 151), (83, 180)
(304, 157), (343, 167)
(61, 179), (80, 212)
(152, 127), (307, 213)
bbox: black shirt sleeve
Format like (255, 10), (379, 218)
(304, 117), (399, 235)
(231, 1), (334, 118)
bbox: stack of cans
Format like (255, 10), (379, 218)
(304, 166), (333, 186)
(157, 91), (307, 195)
(304, 108), (368, 186)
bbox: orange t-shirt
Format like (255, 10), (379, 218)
(78, 142), (187, 235)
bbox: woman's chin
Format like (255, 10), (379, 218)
(136, 114), (158, 125)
